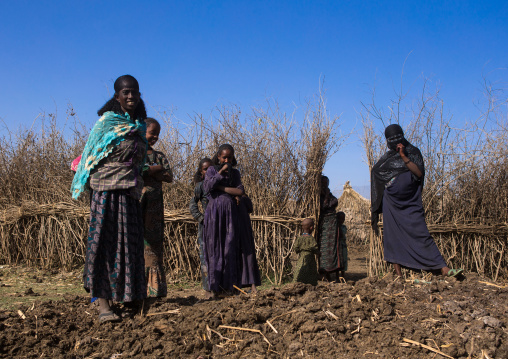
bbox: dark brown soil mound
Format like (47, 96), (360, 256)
(1, 272), (506, 358)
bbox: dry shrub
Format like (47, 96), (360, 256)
(360, 74), (508, 279)
(0, 94), (343, 283)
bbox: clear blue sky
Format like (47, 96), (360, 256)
(1, 1), (507, 196)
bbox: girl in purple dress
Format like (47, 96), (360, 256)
(202, 144), (244, 296)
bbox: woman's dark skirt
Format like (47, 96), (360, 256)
(83, 190), (147, 302)
(318, 212), (346, 272)
(383, 171), (446, 270)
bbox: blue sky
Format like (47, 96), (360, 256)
(1, 1), (507, 196)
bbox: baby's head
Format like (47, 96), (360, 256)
(338, 211), (346, 225)
(301, 218), (315, 234)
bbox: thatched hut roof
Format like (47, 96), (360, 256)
(337, 181), (370, 222)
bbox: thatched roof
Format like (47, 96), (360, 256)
(337, 181), (370, 222)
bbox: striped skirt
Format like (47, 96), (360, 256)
(83, 190), (147, 302)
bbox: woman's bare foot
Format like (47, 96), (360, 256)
(440, 266), (451, 276)
(393, 263), (402, 277)
(250, 284), (257, 294)
(204, 290), (214, 300)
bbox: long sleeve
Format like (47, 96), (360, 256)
(189, 182), (204, 223)
(157, 151), (174, 182)
(294, 237), (302, 254)
(202, 166), (223, 194)
(203, 166), (244, 195)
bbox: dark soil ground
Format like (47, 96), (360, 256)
(1, 245), (507, 358)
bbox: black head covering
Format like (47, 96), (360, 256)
(370, 125), (424, 228)
(114, 75), (139, 93)
(385, 124), (409, 151)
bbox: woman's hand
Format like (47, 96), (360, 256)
(216, 185), (244, 196)
(396, 143), (405, 156)
(218, 163), (229, 174)
(396, 143), (423, 178)
(148, 165), (163, 175)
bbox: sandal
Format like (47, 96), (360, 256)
(99, 311), (121, 323)
(446, 269), (464, 277)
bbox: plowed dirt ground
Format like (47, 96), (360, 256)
(1, 245), (507, 358)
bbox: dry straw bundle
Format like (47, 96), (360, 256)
(0, 94), (343, 283)
(337, 181), (370, 245)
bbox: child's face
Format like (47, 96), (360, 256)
(201, 161), (212, 177)
(218, 149), (233, 164)
(146, 124), (160, 147)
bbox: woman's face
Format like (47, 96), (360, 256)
(115, 84), (140, 115)
(218, 149), (233, 164)
(146, 123), (160, 147)
(201, 161), (212, 177)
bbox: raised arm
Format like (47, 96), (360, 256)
(203, 166), (223, 194)
(397, 144), (422, 178)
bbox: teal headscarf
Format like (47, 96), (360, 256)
(71, 111), (147, 199)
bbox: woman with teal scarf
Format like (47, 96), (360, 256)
(72, 75), (148, 323)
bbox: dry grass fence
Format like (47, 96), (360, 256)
(0, 94), (343, 284)
(361, 75), (508, 280)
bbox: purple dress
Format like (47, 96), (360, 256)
(237, 196), (261, 288)
(383, 171), (446, 270)
(202, 166), (244, 292)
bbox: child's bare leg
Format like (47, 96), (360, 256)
(204, 290), (213, 300)
(335, 270), (340, 282)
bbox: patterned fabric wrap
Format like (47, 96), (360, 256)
(338, 224), (348, 271)
(140, 150), (172, 297)
(370, 143), (424, 224)
(88, 134), (147, 200)
(142, 150), (173, 189)
(293, 235), (320, 285)
(71, 111), (147, 199)
(83, 190), (147, 302)
(318, 212), (347, 272)
(71, 155), (81, 172)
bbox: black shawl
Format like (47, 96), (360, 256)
(370, 143), (425, 226)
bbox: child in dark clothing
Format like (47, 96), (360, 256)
(293, 218), (319, 285)
(189, 158), (213, 299)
